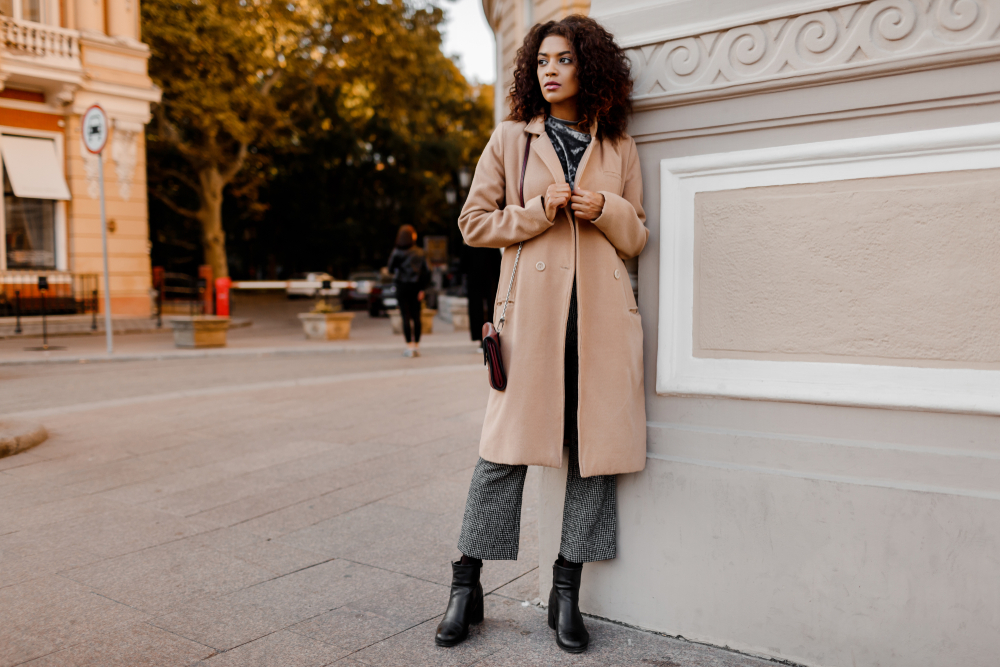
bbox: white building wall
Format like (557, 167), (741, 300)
(535, 1), (1000, 665)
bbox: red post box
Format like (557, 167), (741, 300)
(215, 277), (231, 317)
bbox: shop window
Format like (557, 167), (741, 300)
(4, 167), (56, 269)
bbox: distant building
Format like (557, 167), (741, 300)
(484, 1), (1000, 665)
(1, 0), (158, 316)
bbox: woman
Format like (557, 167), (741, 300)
(437, 15), (647, 653)
(387, 224), (429, 357)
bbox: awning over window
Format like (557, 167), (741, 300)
(1, 135), (71, 201)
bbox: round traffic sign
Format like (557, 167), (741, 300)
(82, 105), (108, 154)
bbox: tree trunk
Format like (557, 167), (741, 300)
(197, 165), (229, 279)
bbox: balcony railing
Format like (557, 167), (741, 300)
(0, 16), (79, 61)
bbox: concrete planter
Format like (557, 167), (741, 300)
(421, 309), (436, 335)
(388, 309), (403, 335)
(298, 312), (355, 340)
(388, 308), (436, 335)
(169, 316), (230, 348)
(450, 304), (469, 332)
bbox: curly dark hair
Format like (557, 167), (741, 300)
(508, 15), (633, 143)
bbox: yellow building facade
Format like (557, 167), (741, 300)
(0, 0), (158, 316)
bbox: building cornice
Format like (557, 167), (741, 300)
(624, 0), (1000, 110)
(78, 30), (151, 58)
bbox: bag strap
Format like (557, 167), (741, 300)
(497, 134), (532, 332)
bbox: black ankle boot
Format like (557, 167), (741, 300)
(435, 560), (484, 647)
(548, 562), (589, 653)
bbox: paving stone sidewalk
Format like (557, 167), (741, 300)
(1, 350), (781, 667)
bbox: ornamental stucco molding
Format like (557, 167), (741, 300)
(628, 0), (1000, 108)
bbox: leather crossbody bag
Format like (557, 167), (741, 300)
(482, 135), (532, 391)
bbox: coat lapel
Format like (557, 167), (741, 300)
(573, 120), (600, 191)
(525, 115), (565, 186)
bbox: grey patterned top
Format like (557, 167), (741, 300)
(545, 115), (591, 190)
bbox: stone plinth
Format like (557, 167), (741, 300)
(298, 312), (355, 340)
(388, 309), (436, 335)
(169, 316), (230, 348)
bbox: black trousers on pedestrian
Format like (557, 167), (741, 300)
(456, 283), (617, 562)
(465, 247), (501, 343)
(397, 284), (421, 344)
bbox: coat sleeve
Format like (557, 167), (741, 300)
(593, 137), (648, 260)
(458, 123), (554, 249)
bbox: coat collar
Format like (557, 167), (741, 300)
(524, 114), (599, 188)
(524, 114), (599, 139)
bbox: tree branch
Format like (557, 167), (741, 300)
(150, 188), (201, 220)
(260, 68), (284, 97)
(220, 142), (249, 184)
(161, 168), (201, 193)
(153, 106), (200, 162)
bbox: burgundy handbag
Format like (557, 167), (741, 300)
(482, 135), (532, 391)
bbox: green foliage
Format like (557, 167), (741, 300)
(144, 0), (494, 279)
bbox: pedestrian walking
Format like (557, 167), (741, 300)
(436, 15), (647, 653)
(387, 225), (430, 357)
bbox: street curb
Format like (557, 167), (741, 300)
(0, 317), (253, 340)
(0, 420), (48, 459)
(0, 340), (479, 366)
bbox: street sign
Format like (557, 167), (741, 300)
(82, 104), (114, 353)
(82, 105), (108, 154)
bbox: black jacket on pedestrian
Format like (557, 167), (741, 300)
(388, 247), (430, 290)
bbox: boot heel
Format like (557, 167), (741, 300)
(470, 599), (484, 624)
(435, 561), (483, 647)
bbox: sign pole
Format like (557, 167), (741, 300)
(98, 152), (113, 354)
(83, 105), (113, 354)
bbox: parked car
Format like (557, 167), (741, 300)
(285, 272), (338, 299)
(368, 282), (397, 317)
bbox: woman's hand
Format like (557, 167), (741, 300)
(571, 189), (605, 221)
(418, 291), (425, 303)
(544, 183), (572, 220)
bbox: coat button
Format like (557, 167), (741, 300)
(614, 269), (620, 279)
(536, 261), (545, 271)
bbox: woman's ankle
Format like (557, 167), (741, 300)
(556, 554), (583, 570)
(459, 554), (482, 567)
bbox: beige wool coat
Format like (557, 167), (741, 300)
(458, 115), (648, 478)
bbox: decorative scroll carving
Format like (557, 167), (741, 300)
(80, 139), (101, 200)
(112, 128), (138, 201)
(629, 0), (1000, 105)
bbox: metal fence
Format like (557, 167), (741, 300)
(155, 271), (208, 316)
(0, 271), (99, 317)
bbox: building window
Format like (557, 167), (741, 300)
(0, 0), (43, 22)
(4, 167), (56, 269)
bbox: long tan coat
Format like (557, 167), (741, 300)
(458, 115), (648, 477)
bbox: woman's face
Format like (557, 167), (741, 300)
(536, 34), (579, 109)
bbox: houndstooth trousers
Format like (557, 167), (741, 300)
(457, 283), (617, 563)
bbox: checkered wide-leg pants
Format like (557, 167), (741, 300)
(457, 283), (617, 563)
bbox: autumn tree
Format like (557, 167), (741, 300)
(144, 0), (490, 279)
